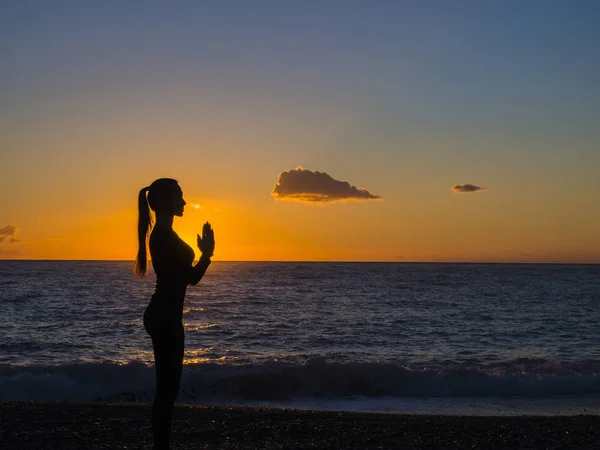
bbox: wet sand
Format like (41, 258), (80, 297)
(1, 401), (599, 449)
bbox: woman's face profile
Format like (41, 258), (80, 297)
(173, 185), (186, 217)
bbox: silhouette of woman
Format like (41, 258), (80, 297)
(134, 178), (215, 449)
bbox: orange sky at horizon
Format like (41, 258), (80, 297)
(3, 179), (600, 263)
(3, 137), (600, 263)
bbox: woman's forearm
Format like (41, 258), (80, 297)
(188, 254), (211, 285)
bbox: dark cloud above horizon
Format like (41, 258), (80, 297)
(501, 248), (533, 257)
(0, 247), (24, 256)
(451, 184), (486, 194)
(272, 167), (382, 203)
(0, 225), (19, 244)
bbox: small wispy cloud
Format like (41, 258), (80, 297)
(501, 248), (533, 257)
(272, 166), (382, 203)
(0, 225), (19, 244)
(0, 247), (24, 257)
(451, 184), (487, 194)
(188, 203), (202, 209)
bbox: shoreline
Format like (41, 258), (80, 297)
(2, 402), (599, 449)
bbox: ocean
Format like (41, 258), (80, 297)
(2, 261), (600, 415)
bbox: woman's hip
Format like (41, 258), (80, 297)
(143, 303), (183, 337)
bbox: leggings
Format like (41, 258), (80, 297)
(144, 307), (184, 449)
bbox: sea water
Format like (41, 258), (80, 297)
(2, 261), (600, 415)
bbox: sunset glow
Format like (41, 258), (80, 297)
(2, 2), (599, 263)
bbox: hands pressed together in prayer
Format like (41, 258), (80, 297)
(197, 221), (215, 258)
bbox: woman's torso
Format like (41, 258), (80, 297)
(146, 226), (195, 326)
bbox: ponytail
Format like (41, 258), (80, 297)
(134, 186), (152, 277)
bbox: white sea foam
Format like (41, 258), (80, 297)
(2, 359), (600, 408)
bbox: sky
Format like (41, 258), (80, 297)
(1, 0), (599, 262)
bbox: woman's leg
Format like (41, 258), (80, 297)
(149, 322), (185, 449)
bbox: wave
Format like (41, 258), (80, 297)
(2, 358), (600, 402)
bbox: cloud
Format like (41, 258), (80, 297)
(272, 167), (382, 203)
(501, 249), (533, 257)
(0, 247), (24, 257)
(451, 184), (486, 194)
(0, 225), (19, 244)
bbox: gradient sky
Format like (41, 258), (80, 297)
(2, 0), (599, 262)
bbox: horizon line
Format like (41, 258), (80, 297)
(1, 259), (599, 265)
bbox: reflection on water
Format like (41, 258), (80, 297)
(1, 261), (600, 368)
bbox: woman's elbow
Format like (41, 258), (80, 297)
(188, 276), (202, 286)
(188, 271), (207, 285)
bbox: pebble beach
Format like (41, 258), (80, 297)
(2, 402), (599, 449)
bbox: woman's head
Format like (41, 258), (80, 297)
(147, 178), (186, 217)
(134, 178), (186, 277)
